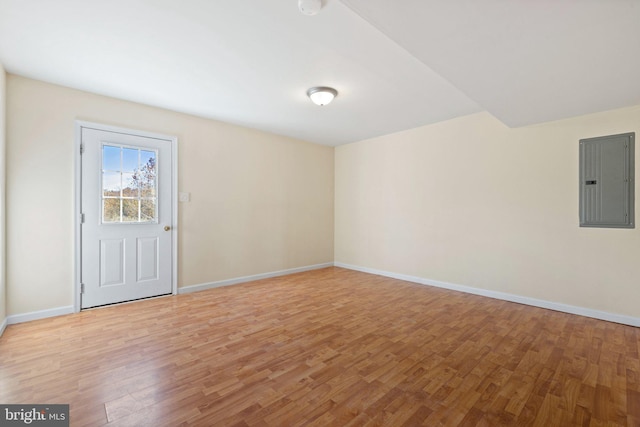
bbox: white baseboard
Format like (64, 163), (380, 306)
(0, 317), (7, 337)
(6, 306), (75, 325)
(178, 262), (335, 295)
(335, 262), (640, 328)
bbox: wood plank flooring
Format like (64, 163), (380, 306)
(1, 267), (639, 426)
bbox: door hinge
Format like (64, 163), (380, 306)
(81, 213), (85, 223)
(80, 144), (84, 155)
(80, 283), (85, 294)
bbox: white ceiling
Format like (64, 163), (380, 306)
(342, 0), (640, 128)
(0, 1), (638, 146)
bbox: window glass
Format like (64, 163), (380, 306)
(122, 148), (138, 172)
(102, 145), (121, 171)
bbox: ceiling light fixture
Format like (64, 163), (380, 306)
(298, 0), (322, 16)
(307, 86), (338, 106)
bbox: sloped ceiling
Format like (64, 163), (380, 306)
(0, 0), (638, 145)
(342, 0), (640, 128)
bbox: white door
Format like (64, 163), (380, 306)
(81, 126), (173, 309)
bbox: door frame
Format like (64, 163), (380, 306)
(74, 121), (179, 312)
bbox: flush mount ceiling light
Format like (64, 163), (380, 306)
(307, 86), (338, 106)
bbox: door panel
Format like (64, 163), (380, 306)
(100, 239), (125, 286)
(137, 237), (159, 282)
(81, 127), (173, 308)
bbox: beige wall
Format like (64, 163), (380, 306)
(336, 108), (640, 318)
(7, 72), (638, 322)
(0, 64), (6, 324)
(7, 75), (334, 316)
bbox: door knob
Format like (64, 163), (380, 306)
(164, 226), (171, 231)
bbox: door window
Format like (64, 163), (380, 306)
(102, 144), (158, 223)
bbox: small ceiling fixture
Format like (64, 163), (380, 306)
(298, 0), (322, 16)
(307, 86), (338, 106)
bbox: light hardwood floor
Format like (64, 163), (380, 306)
(1, 267), (639, 426)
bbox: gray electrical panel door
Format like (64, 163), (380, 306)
(579, 132), (634, 228)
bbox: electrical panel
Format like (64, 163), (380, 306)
(579, 132), (634, 228)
